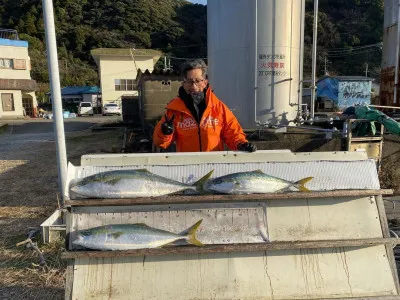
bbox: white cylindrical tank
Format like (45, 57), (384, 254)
(208, 0), (305, 128)
(380, 0), (400, 105)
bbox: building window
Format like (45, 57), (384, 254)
(1, 93), (15, 111)
(0, 58), (13, 69)
(115, 79), (137, 91)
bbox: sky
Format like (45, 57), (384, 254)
(190, 0), (207, 5)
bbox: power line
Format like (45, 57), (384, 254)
(326, 48), (381, 58)
(324, 46), (381, 55)
(320, 42), (382, 53)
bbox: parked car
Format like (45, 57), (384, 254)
(102, 103), (121, 116)
(77, 102), (94, 116)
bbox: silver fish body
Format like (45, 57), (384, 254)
(72, 220), (204, 250)
(69, 169), (212, 199)
(203, 170), (313, 194)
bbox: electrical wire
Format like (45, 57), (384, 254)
(326, 48), (381, 57)
(320, 42), (382, 53)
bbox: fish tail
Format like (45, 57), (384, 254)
(180, 219), (204, 247)
(294, 177), (313, 192)
(193, 170), (214, 192)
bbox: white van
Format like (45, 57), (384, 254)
(77, 102), (94, 116)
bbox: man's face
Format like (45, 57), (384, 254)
(183, 68), (208, 95)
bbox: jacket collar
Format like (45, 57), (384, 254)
(166, 85), (216, 113)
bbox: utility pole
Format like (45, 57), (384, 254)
(365, 63), (368, 77)
(164, 56), (167, 71)
(42, 0), (67, 205)
(310, 0), (319, 120)
(324, 56), (327, 75)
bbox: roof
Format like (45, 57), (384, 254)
(91, 48), (162, 65)
(317, 75), (374, 83)
(59, 86), (100, 95)
(0, 38), (28, 48)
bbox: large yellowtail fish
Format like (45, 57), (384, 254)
(203, 170), (313, 194)
(73, 220), (204, 250)
(70, 169), (213, 198)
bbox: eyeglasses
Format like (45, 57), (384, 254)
(183, 78), (206, 86)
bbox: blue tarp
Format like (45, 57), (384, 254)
(46, 86), (101, 96)
(316, 77), (338, 102)
(60, 86), (100, 95)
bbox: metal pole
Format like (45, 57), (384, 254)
(42, 0), (68, 205)
(298, 0), (306, 119)
(310, 0), (319, 119)
(369, 104), (400, 110)
(254, 0), (258, 125)
(394, 0), (400, 104)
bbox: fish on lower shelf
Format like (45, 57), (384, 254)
(69, 169), (213, 199)
(72, 220), (204, 251)
(203, 170), (313, 194)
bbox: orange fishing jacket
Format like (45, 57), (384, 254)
(153, 87), (248, 152)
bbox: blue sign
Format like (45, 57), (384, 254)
(338, 81), (371, 108)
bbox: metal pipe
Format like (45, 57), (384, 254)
(394, 0), (400, 104)
(42, 0), (67, 205)
(260, 123), (342, 133)
(298, 0), (305, 113)
(254, 0), (258, 126)
(310, 0), (319, 119)
(369, 104), (400, 110)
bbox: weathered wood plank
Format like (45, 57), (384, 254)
(64, 259), (74, 300)
(64, 189), (393, 207)
(375, 195), (400, 295)
(326, 297), (400, 300)
(62, 237), (400, 259)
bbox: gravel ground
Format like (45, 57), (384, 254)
(0, 121), (124, 300)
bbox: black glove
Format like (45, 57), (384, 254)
(161, 114), (175, 135)
(237, 142), (257, 152)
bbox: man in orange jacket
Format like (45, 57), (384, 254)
(153, 59), (256, 152)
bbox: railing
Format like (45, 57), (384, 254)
(0, 28), (19, 40)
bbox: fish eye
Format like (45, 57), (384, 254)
(215, 179), (223, 184)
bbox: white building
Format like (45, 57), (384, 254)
(90, 48), (162, 106)
(0, 31), (37, 118)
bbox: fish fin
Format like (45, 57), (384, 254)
(193, 170), (214, 192)
(294, 177), (313, 192)
(106, 178), (121, 185)
(133, 223), (150, 227)
(180, 219), (204, 247)
(108, 231), (124, 239)
(253, 169), (264, 174)
(135, 169), (151, 173)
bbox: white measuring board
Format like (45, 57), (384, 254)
(65, 152), (379, 200)
(68, 203), (269, 250)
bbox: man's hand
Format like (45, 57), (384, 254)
(237, 142), (257, 152)
(161, 114), (175, 135)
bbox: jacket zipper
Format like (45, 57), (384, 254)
(198, 125), (202, 152)
(171, 109), (206, 152)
